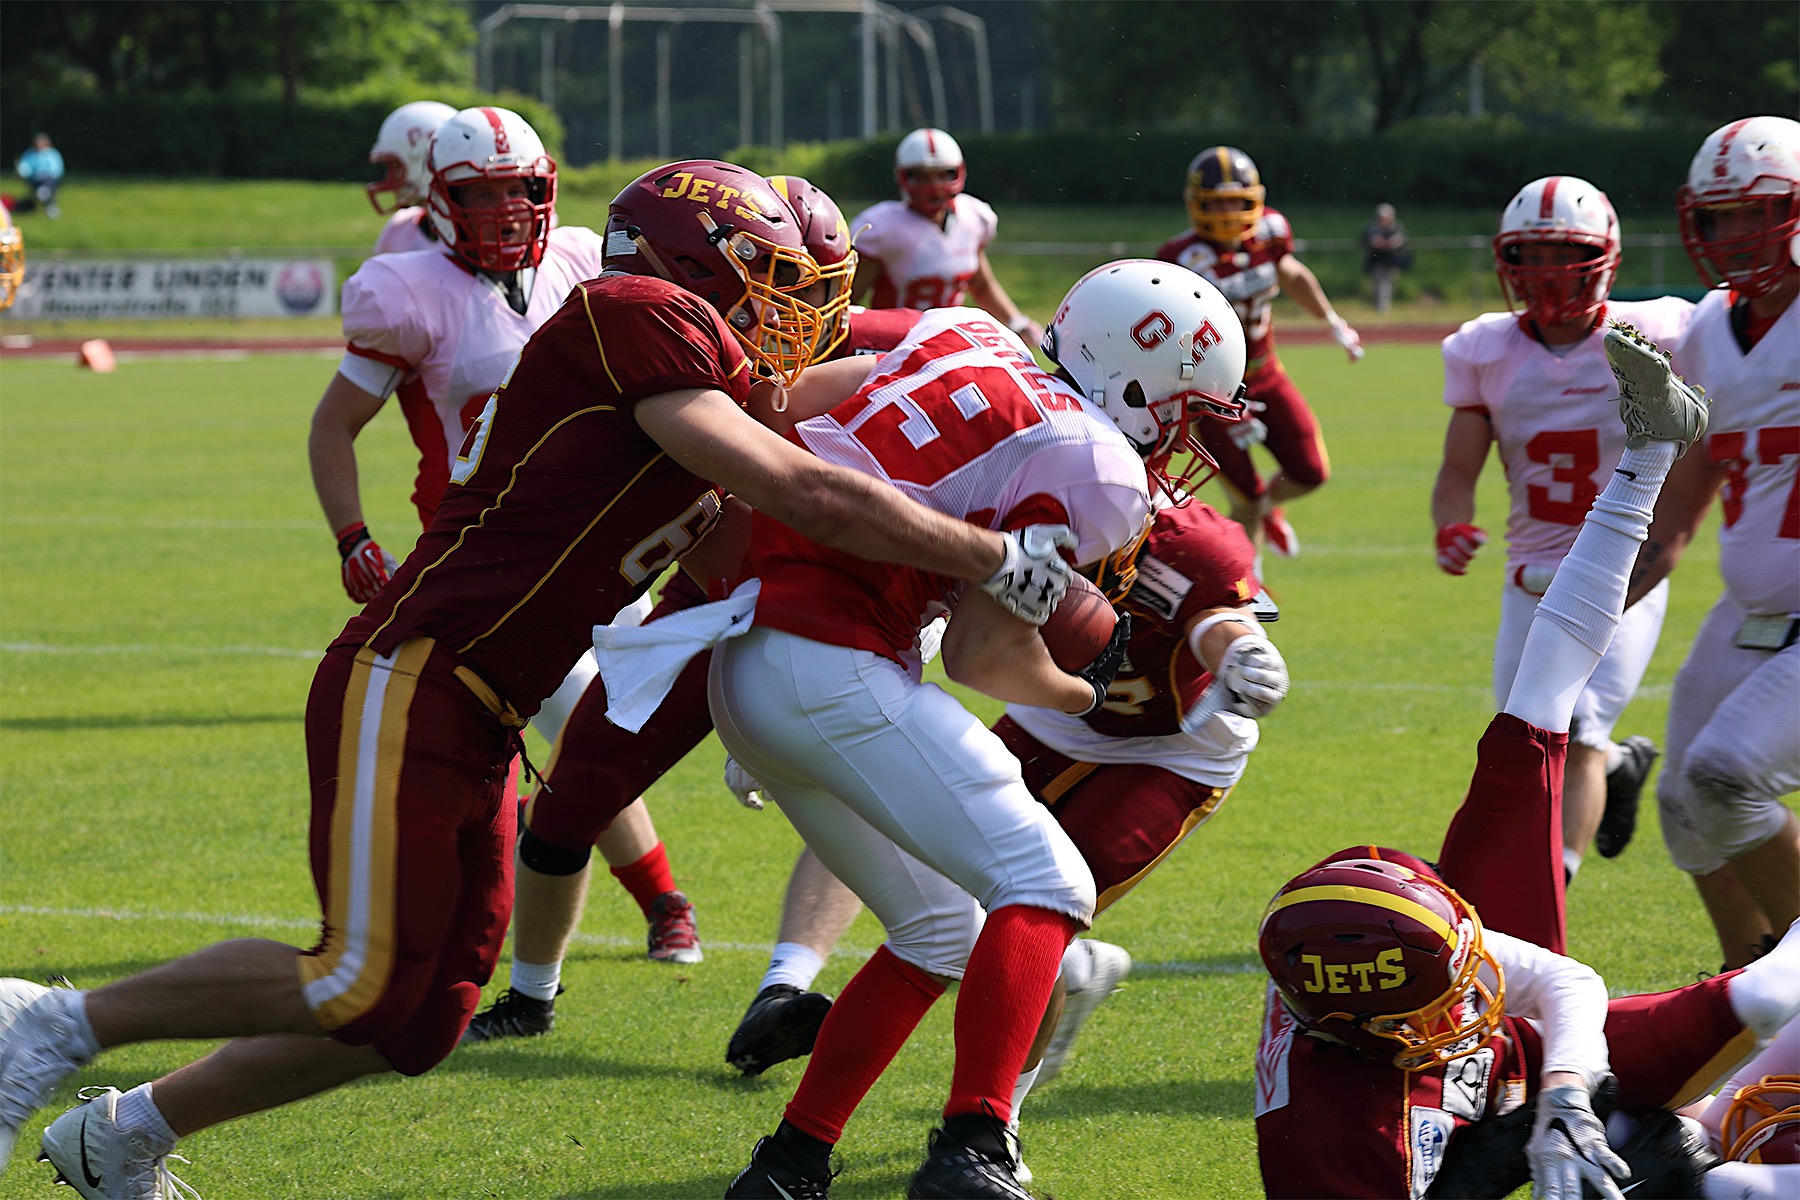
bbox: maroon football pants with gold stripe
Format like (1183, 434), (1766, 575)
(992, 716), (1231, 915)
(300, 638), (515, 1075)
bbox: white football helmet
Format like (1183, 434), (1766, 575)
(895, 127), (966, 218)
(1677, 116), (1800, 298)
(426, 106), (557, 273)
(1493, 176), (1620, 327)
(1043, 259), (1248, 494)
(367, 100), (456, 214)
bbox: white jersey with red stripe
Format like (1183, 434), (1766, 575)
(750, 308), (1150, 661)
(334, 225), (606, 525)
(1441, 298), (1694, 571)
(851, 194), (998, 310)
(372, 207), (438, 256)
(1674, 289), (1800, 616)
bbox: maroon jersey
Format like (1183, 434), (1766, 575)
(1256, 986), (1541, 1200)
(1088, 501), (1260, 738)
(336, 274), (750, 715)
(1156, 208), (1295, 363)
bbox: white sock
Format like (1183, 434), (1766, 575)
(762, 943), (825, 993)
(64, 991), (101, 1060)
(113, 1083), (178, 1153)
(1059, 940), (1094, 995)
(1728, 919), (1800, 1039)
(1603, 741), (1625, 773)
(1008, 1063), (1042, 1134)
(508, 959), (562, 1002)
(1704, 1161), (1800, 1199)
(1563, 846), (1584, 882)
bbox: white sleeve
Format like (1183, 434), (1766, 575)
(335, 352), (404, 399)
(1487, 929), (1612, 1087)
(1441, 326), (1484, 411)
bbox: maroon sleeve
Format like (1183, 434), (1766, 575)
(1154, 233), (1188, 264)
(576, 277), (752, 409)
(1151, 502), (1261, 629)
(834, 306), (925, 358)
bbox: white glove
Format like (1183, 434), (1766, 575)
(1212, 634), (1289, 719)
(980, 525), (1076, 627)
(1329, 315), (1365, 363)
(1229, 415), (1269, 450)
(1526, 1084), (1629, 1200)
(917, 615), (948, 665)
(723, 756), (765, 811)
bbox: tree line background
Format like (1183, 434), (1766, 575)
(1, 0), (1792, 186)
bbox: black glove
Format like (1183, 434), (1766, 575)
(1071, 611), (1131, 716)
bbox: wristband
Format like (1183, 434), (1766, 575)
(1008, 314), (1035, 335)
(335, 521), (371, 559)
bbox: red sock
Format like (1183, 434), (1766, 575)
(784, 945), (946, 1144)
(610, 842), (676, 918)
(945, 904), (1078, 1123)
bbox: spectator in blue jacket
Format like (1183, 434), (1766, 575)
(17, 133), (64, 219)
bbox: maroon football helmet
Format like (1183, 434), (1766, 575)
(1258, 855), (1505, 1070)
(767, 174), (856, 363)
(606, 160), (827, 386)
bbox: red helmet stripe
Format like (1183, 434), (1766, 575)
(480, 107), (511, 155)
(1539, 176), (1561, 219)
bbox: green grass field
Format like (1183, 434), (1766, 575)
(0, 335), (1760, 1199)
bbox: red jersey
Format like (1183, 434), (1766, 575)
(1156, 208), (1295, 363)
(1087, 500), (1260, 738)
(751, 309), (1151, 661)
(336, 275), (750, 715)
(831, 305), (926, 359)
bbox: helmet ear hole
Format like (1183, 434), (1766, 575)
(1121, 380), (1149, 411)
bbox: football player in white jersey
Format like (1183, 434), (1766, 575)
(1627, 116), (1800, 972)
(696, 262), (1244, 1199)
(1431, 176), (1693, 884)
(312, 106), (698, 963)
(366, 100), (455, 256)
(849, 127), (1044, 345)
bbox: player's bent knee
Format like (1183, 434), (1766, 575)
(371, 980), (484, 1076)
(1686, 763), (1791, 862)
(518, 827), (592, 876)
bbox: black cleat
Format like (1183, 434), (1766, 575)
(726, 984), (833, 1077)
(907, 1113), (1030, 1200)
(1596, 736), (1658, 858)
(725, 1134), (837, 1199)
(461, 985), (562, 1043)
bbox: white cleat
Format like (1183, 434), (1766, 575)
(39, 1087), (200, 1199)
(1037, 939), (1132, 1086)
(0, 978), (85, 1171)
(1604, 320), (1710, 455)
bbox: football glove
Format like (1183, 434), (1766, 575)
(1071, 611), (1132, 716)
(981, 524), (1077, 626)
(1212, 634), (1289, 719)
(1435, 522), (1487, 576)
(1329, 315), (1365, 363)
(1526, 1084), (1629, 1200)
(1230, 400), (1270, 450)
(337, 522), (397, 603)
(723, 756), (765, 811)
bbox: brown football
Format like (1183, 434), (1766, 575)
(1040, 571), (1118, 670)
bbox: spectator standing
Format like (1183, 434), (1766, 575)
(1361, 203), (1410, 313)
(15, 133), (63, 219)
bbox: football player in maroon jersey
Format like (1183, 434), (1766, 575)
(1158, 145), (1363, 563)
(458, 175), (928, 1046)
(0, 160), (1083, 1195)
(1253, 326), (1800, 1199)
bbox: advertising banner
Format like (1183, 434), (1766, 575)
(7, 259), (335, 319)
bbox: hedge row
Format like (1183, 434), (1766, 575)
(0, 89), (563, 182)
(730, 123), (1722, 217)
(1, 90), (1714, 217)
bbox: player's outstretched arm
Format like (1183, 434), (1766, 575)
(747, 356), (882, 430)
(1276, 255), (1361, 361)
(1431, 408), (1493, 575)
(965, 252), (1043, 346)
(309, 372), (397, 602)
(638, 386), (1065, 614)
